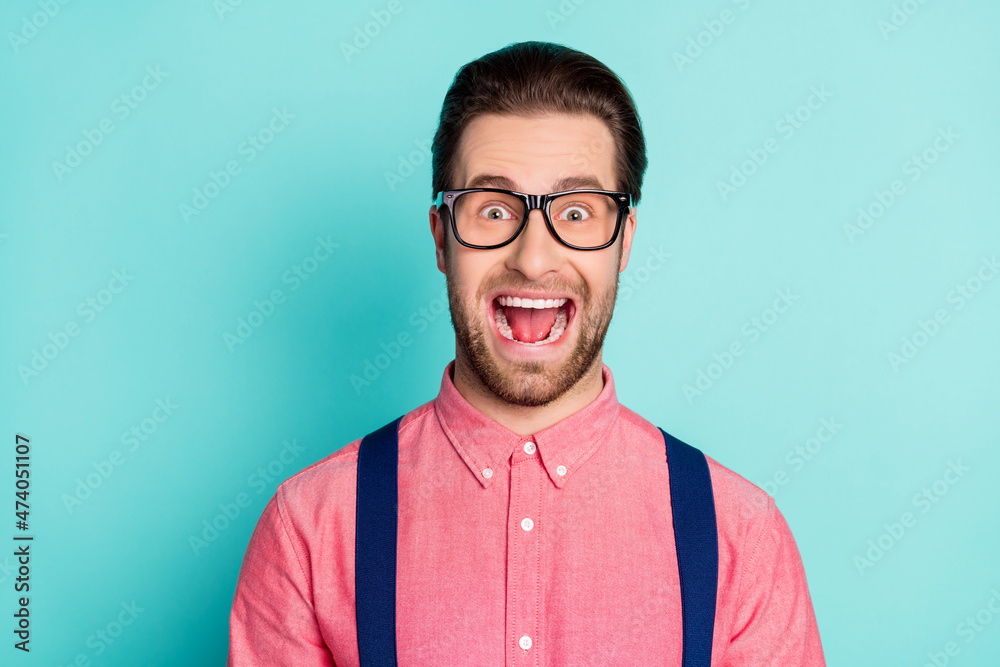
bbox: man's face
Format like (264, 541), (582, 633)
(430, 112), (636, 407)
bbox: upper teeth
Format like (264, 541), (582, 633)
(496, 296), (568, 309)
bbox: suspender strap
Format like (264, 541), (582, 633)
(660, 427), (719, 667)
(355, 416), (402, 667)
(355, 417), (718, 667)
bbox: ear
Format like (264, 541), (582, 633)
(429, 204), (446, 274)
(618, 206), (637, 273)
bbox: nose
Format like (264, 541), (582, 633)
(505, 208), (563, 280)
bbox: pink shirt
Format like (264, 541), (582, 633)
(228, 361), (825, 666)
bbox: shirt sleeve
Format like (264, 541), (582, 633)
(721, 497), (826, 666)
(228, 490), (335, 666)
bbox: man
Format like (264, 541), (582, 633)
(228, 41), (825, 665)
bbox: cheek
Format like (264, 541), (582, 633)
(448, 259), (490, 302)
(580, 263), (618, 297)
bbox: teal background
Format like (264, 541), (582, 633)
(1, 0), (998, 664)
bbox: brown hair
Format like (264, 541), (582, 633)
(431, 41), (648, 206)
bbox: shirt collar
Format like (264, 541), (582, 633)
(433, 360), (621, 490)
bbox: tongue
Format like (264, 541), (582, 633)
(504, 305), (559, 343)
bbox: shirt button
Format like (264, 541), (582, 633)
(523, 441), (536, 455)
(482, 467), (493, 479)
(556, 465), (567, 476)
(519, 635), (532, 650)
(521, 517), (533, 531)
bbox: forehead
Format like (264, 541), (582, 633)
(454, 112), (617, 192)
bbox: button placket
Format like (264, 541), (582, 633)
(506, 444), (543, 665)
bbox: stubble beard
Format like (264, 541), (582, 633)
(445, 247), (621, 408)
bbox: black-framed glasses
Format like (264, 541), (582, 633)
(435, 188), (631, 251)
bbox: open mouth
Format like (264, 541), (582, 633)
(490, 295), (574, 346)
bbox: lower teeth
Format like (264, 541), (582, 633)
(494, 304), (568, 345)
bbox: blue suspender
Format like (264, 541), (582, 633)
(355, 416), (402, 667)
(355, 418), (718, 667)
(659, 427), (719, 667)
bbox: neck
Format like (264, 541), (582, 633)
(450, 350), (605, 437)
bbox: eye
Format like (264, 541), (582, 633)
(557, 205), (591, 223)
(480, 204), (517, 221)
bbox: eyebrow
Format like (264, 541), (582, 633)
(464, 174), (607, 192)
